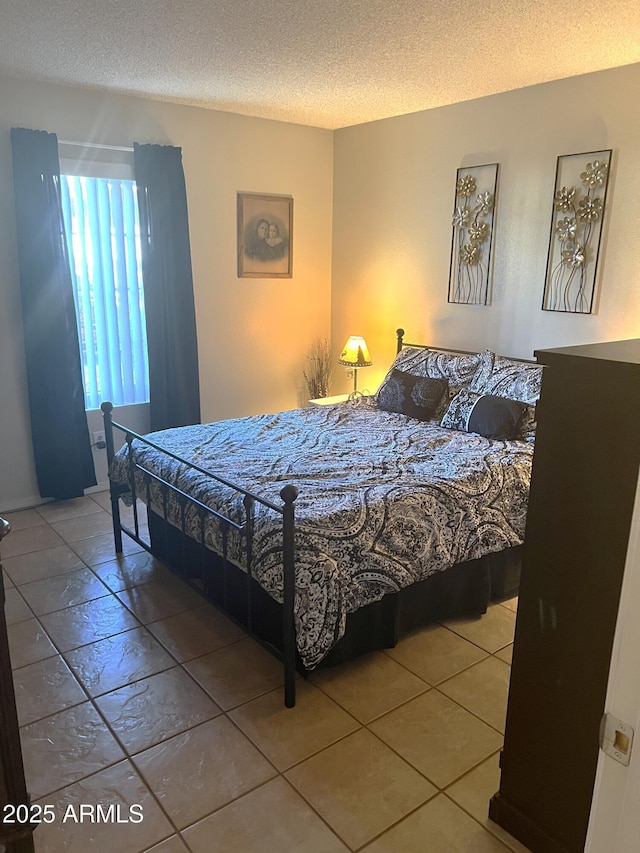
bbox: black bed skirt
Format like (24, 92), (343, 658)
(146, 508), (520, 671)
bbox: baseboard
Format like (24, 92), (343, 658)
(0, 493), (51, 514)
(0, 482), (110, 515)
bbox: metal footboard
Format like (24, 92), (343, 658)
(100, 402), (299, 707)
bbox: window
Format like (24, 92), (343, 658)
(60, 165), (149, 410)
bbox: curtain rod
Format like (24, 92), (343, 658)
(58, 139), (134, 153)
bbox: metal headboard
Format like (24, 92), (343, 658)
(395, 328), (537, 364)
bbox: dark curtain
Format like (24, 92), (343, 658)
(133, 143), (200, 431)
(10, 127), (96, 500)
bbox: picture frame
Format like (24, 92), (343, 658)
(237, 192), (293, 278)
(542, 149), (612, 314)
(448, 162), (499, 305)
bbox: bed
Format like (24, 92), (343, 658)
(104, 329), (542, 706)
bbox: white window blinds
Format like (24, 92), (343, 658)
(60, 173), (149, 409)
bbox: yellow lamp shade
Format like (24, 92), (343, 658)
(338, 336), (372, 368)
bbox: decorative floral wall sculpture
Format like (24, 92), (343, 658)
(448, 163), (499, 305)
(542, 150), (612, 314)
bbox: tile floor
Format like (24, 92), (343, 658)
(2, 492), (531, 852)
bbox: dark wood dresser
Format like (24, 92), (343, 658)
(490, 339), (640, 853)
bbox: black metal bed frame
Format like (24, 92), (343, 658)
(102, 328), (535, 708)
(101, 403), (300, 707)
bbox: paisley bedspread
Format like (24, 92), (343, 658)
(109, 398), (533, 668)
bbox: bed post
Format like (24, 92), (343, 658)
(396, 328), (405, 354)
(280, 483), (298, 708)
(101, 402), (123, 553)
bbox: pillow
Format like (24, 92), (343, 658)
(423, 348), (494, 391)
(471, 354), (543, 406)
(441, 389), (527, 440)
(377, 347), (495, 415)
(518, 404), (537, 442)
(377, 370), (448, 420)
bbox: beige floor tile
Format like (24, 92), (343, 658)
(142, 837), (191, 853)
(4, 514), (525, 853)
(3, 568), (14, 588)
(3, 508), (48, 531)
(87, 489), (112, 512)
(183, 777), (349, 853)
(13, 655), (86, 726)
(362, 793), (512, 852)
(95, 666), (221, 754)
(4, 586), (34, 625)
(64, 626), (175, 697)
(70, 532), (143, 566)
(3, 545), (86, 586)
(88, 487), (117, 512)
(229, 680), (359, 770)
(8, 617), (58, 669)
(495, 644), (514, 665)
(93, 551), (173, 592)
(438, 656), (512, 733)
(184, 637), (284, 710)
(115, 498), (149, 527)
(135, 525), (150, 545)
(446, 753), (532, 853)
(385, 623), (489, 685)
(32, 759), (174, 853)
(1, 525), (65, 558)
(370, 689), (503, 788)
(116, 576), (204, 624)
(500, 596), (519, 613)
(39, 596), (140, 652)
(134, 716), (277, 830)
(50, 511), (115, 543)
(146, 602), (246, 662)
(285, 728), (437, 850)
(443, 603), (517, 653)
(37, 496), (104, 524)
(18, 567), (111, 615)
(21, 701), (125, 798)
(310, 649), (429, 723)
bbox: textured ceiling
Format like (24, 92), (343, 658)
(2, 0), (639, 129)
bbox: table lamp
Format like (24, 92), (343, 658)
(338, 335), (372, 394)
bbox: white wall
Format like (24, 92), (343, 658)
(586, 471), (640, 851)
(0, 75), (333, 511)
(331, 63), (640, 393)
(3, 63), (640, 510)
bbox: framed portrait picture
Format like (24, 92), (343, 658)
(237, 192), (293, 278)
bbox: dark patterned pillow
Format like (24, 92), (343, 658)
(377, 347), (494, 416)
(441, 389), (526, 440)
(471, 355), (543, 406)
(377, 370), (448, 420)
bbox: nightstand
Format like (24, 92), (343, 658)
(308, 394), (350, 406)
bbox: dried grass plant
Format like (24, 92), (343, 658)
(303, 338), (333, 399)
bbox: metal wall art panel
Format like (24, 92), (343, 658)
(448, 163), (499, 305)
(542, 150), (612, 314)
